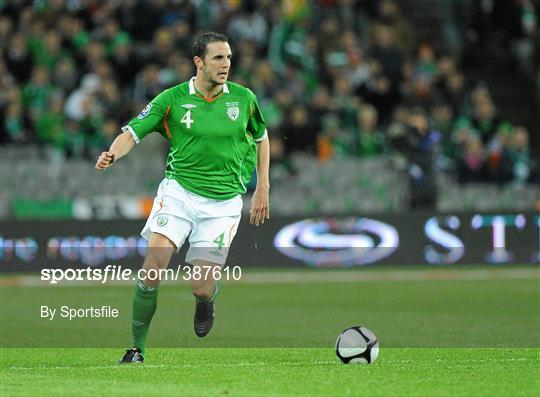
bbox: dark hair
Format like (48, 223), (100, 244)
(192, 32), (229, 58)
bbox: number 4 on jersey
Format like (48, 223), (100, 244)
(181, 110), (194, 129)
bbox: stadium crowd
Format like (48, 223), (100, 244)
(1, 0), (538, 186)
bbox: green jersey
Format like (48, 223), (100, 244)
(123, 77), (267, 200)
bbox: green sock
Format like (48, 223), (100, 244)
(131, 279), (158, 355)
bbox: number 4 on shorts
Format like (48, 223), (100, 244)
(213, 232), (225, 251)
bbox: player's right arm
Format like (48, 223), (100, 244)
(95, 90), (172, 170)
(95, 132), (136, 170)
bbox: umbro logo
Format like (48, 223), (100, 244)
(209, 250), (224, 257)
(182, 104), (197, 109)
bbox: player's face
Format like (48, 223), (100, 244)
(199, 41), (232, 86)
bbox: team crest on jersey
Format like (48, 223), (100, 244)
(227, 106), (239, 121)
(137, 103), (152, 119)
(157, 216), (168, 227)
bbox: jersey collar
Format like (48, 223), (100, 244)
(189, 76), (229, 96)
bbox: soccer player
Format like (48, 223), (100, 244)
(95, 32), (270, 364)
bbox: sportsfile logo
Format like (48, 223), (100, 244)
(274, 218), (399, 267)
(40, 265), (243, 284)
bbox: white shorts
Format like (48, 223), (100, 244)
(141, 178), (242, 265)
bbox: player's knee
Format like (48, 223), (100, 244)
(141, 238), (175, 286)
(141, 260), (164, 288)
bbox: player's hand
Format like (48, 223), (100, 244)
(250, 187), (270, 226)
(95, 151), (115, 170)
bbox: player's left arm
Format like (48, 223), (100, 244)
(247, 89), (270, 226)
(250, 136), (270, 226)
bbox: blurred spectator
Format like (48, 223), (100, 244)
(500, 126), (534, 185)
(354, 104), (386, 158)
(331, 74), (357, 128)
(281, 104), (314, 154)
(308, 85), (333, 133)
(5, 32), (33, 83)
(97, 18), (131, 57)
(471, 89), (500, 144)
(33, 30), (68, 71)
(431, 100), (454, 137)
(35, 93), (68, 151)
(348, 49), (371, 91)
(97, 79), (124, 121)
(406, 108), (442, 155)
(235, 40), (258, 85)
(63, 16), (90, 54)
(368, 22), (403, 89)
(52, 58), (78, 93)
(0, 15), (13, 49)
(133, 64), (163, 104)
(355, 56), (394, 123)
(22, 66), (52, 118)
(441, 70), (466, 114)
(457, 134), (486, 183)
(64, 74), (101, 122)
(316, 113), (348, 161)
(152, 27), (176, 64)
(81, 41), (107, 74)
(268, 4), (310, 75)
(110, 38), (141, 90)
(375, 0), (416, 54)
(485, 121), (513, 181)
(171, 19), (193, 51)
(410, 43), (438, 104)
(158, 52), (188, 87)
(101, 119), (120, 148)
(251, 60), (279, 100)
(228, 0), (269, 51)
(389, 107), (441, 206)
(3, 101), (31, 144)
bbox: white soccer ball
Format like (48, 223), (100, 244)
(335, 326), (379, 364)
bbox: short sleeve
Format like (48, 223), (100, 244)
(246, 89), (267, 142)
(122, 90), (171, 143)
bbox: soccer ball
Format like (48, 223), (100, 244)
(335, 326), (379, 364)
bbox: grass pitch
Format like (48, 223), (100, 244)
(1, 348), (538, 397)
(1, 267), (539, 396)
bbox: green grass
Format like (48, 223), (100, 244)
(1, 348), (538, 397)
(1, 267), (539, 396)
